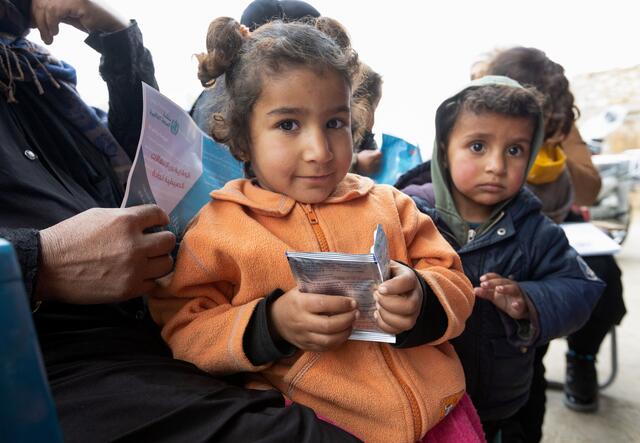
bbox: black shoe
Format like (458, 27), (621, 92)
(564, 351), (598, 412)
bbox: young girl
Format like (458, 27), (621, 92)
(150, 17), (481, 443)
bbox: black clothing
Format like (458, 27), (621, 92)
(568, 255), (625, 354)
(0, 22), (358, 443)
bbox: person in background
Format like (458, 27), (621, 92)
(350, 61), (384, 175)
(0, 0), (361, 441)
(486, 47), (627, 441)
(398, 75), (604, 442)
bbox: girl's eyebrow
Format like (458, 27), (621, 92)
(267, 107), (303, 116)
(266, 105), (350, 116)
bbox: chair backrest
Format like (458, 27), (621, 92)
(0, 238), (63, 442)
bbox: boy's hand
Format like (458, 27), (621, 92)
(269, 288), (358, 352)
(374, 261), (423, 335)
(475, 272), (529, 320)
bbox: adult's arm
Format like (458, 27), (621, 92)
(30, 0), (157, 159)
(564, 124), (602, 206)
(85, 20), (157, 158)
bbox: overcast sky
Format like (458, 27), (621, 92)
(32, 0), (638, 155)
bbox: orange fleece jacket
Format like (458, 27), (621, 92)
(150, 174), (474, 443)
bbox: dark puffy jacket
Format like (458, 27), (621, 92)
(398, 163), (604, 421)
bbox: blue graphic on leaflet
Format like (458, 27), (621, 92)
(368, 133), (422, 185)
(167, 137), (243, 239)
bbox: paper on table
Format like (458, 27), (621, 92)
(560, 222), (621, 256)
(121, 83), (243, 240)
(286, 225), (395, 343)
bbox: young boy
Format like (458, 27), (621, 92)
(398, 76), (604, 441)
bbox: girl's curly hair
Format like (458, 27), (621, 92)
(195, 16), (359, 164)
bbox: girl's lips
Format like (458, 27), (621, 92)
(298, 173), (333, 180)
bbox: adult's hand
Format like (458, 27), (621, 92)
(36, 205), (176, 304)
(31, 0), (128, 44)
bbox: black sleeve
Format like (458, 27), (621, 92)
(394, 268), (449, 348)
(243, 289), (298, 366)
(0, 228), (40, 301)
(85, 21), (157, 160)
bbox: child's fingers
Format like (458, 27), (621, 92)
(303, 293), (357, 315)
(494, 284), (521, 297)
(375, 307), (413, 334)
(480, 278), (512, 291)
(479, 272), (503, 282)
(378, 265), (415, 296)
(374, 310), (402, 334)
(303, 328), (353, 352)
(474, 286), (494, 300)
(375, 292), (420, 316)
(305, 310), (358, 336)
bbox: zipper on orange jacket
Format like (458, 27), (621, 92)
(380, 345), (422, 442)
(301, 204), (330, 252)
(301, 203), (421, 439)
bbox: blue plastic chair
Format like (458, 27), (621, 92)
(0, 238), (63, 442)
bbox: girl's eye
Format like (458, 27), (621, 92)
(507, 145), (524, 156)
(469, 142), (484, 153)
(278, 120), (299, 131)
(327, 118), (345, 129)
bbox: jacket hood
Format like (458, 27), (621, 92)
(210, 173), (375, 216)
(431, 75), (545, 247)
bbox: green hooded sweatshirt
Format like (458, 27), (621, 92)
(431, 75), (546, 247)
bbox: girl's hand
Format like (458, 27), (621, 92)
(374, 261), (423, 335)
(475, 272), (529, 320)
(269, 288), (358, 352)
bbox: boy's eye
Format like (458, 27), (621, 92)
(507, 145), (524, 156)
(469, 142), (484, 153)
(278, 120), (299, 131)
(327, 118), (345, 129)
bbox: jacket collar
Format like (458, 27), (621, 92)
(421, 188), (541, 252)
(211, 173), (375, 217)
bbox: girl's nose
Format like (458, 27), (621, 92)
(303, 129), (333, 163)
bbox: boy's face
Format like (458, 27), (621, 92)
(446, 110), (534, 222)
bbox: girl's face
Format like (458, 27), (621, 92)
(446, 110), (533, 222)
(248, 67), (353, 204)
